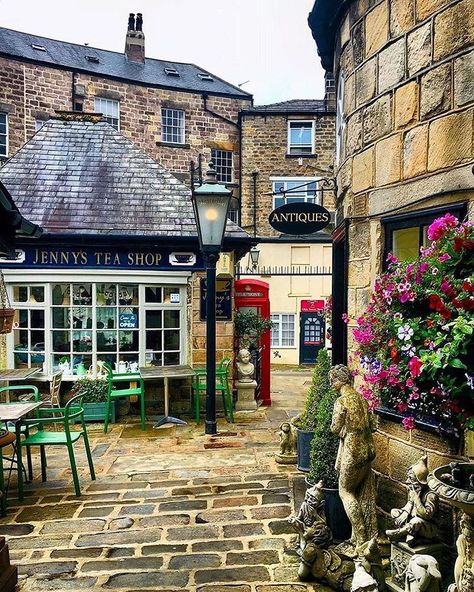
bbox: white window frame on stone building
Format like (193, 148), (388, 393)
(0, 112), (8, 157)
(335, 73), (345, 165)
(287, 120), (315, 155)
(161, 108), (185, 144)
(270, 177), (320, 209)
(94, 97), (120, 130)
(211, 148), (233, 183)
(271, 313), (296, 348)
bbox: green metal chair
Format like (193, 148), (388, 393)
(20, 394), (95, 497)
(102, 363), (145, 433)
(191, 357), (234, 424)
(0, 429), (16, 516)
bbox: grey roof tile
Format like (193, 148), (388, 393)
(0, 26), (251, 99)
(242, 99), (328, 113)
(0, 118), (247, 239)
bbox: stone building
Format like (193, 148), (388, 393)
(0, 13), (252, 217)
(309, 0), (473, 537)
(239, 90), (335, 365)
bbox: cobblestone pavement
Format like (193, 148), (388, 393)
(1, 371), (330, 591)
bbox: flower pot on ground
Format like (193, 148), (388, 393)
(293, 348), (331, 472)
(307, 374), (351, 541)
(69, 378), (116, 423)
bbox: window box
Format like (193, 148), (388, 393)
(375, 405), (461, 440)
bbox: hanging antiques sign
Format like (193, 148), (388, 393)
(268, 202), (331, 235)
(200, 279), (232, 321)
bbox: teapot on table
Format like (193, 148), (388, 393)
(115, 361), (129, 374)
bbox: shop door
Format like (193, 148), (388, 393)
(299, 313), (325, 364)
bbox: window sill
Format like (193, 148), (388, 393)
(156, 141), (190, 149)
(375, 405), (461, 440)
(285, 153), (317, 159)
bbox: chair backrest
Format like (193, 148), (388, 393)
(219, 357), (232, 375)
(102, 362), (113, 380)
(49, 371), (63, 407)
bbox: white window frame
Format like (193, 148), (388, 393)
(211, 148), (233, 183)
(270, 176), (320, 210)
(287, 120), (315, 155)
(161, 108), (185, 144)
(0, 112), (8, 158)
(335, 73), (345, 165)
(4, 270), (189, 378)
(271, 313), (296, 348)
(94, 97), (120, 130)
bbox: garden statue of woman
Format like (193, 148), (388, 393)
(236, 348), (255, 382)
(386, 455), (439, 546)
(330, 364), (378, 550)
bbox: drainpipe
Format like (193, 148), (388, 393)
(251, 170), (259, 238)
(202, 94), (239, 128)
(71, 71), (76, 111)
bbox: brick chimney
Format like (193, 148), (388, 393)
(324, 72), (336, 111)
(124, 12), (145, 64)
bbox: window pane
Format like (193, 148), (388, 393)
(164, 310), (180, 328)
(146, 310), (162, 328)
(146, 331), (163, 350)
(119, 331), (138, 352)
(164, 352), (180, 365)
(163, 287), (180, 304)
(72, 284), (92, 305)
(118, 285), (138, 305)
(52, 284), (70, 305)
(146, 286), (162, 303)
(52, 331), (71, 352)
(97, 284), (116, 306)
(13, 286), (28, 303)
(73, 332), (92, 352)
(392, 227), (420, 261)
(30, 310), (45, 328)
(97, 307), (116, 329)
(164, 330), (180, 349)
(97, 331), (117, 351)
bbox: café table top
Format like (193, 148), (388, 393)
(0, 402), (42, 422)
(0, 368), (41, 381)
(139, 365), (195, 380)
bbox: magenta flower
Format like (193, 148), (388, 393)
(408, 356), (423, 377)
(438, 253), (451, 263)
(427, 213), (459, 241)
(402, 416), (416, 430)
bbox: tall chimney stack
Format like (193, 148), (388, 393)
(125, 12), (145, 64)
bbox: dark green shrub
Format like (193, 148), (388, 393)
(234, 310), (274, 347)
(69, 378), (108, 403)
(297, 348), (331, 431)
(308, 385), (339, 488)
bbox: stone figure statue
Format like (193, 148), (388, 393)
(405, 555), (442, 592)
(386, 455), (439, 546)
(448, 513), (474, 592)
(329, 364), (378, 549)
(275, 422), (297, 465)
(351, 559), (378, 592)
(236, 348), (255, 382)
(288, 480), (327, 553)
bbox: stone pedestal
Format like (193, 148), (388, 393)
(235, 380), (257, 411)
(387, 541), (449, 592)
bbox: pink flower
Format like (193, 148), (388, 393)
(410, 391), (420, 401)
(432, 267), (439, 275)
(386, 252), (398, 265)
(406, 378), (414, 387)
(438, 253), (451, 263)
(342, 314), (350, 324)
(408, 356), (423, 377)
(427, 214), (459, 241)
(397, 402), (408, 413)
(441, 279), (452, 293)
(419, 262), (429, 273)
(402, 416), (416, 430)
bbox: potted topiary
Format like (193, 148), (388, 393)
(306, 383), (351, 541)
(293, 348), (331, 472)
(69, 378), (115, 423)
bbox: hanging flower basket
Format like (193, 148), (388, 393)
(0, 270), (14, 334)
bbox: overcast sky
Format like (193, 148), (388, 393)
(0, 0), (325, 105)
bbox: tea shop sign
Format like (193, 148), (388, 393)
(200, 279), (232, 321)
(268, 202), (331, 235)
(0, 246), (202, 271)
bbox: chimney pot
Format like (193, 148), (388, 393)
(136, 13), (143, 32)
(124, 11), (145, 63)
(128, 13), (135, 31)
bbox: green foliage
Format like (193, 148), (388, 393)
(308, 385), (339, 488)
(234, 310), (273, 344)
(298, 348), (332, 431)
(70, 378), (108, 403)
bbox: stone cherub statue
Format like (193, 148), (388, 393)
(329, 364), (378, 551)
(275, 421), (297, 465)
(236, 348), (255, 382)
(386, 455), (439, 546)
(405, 554), (442, 592)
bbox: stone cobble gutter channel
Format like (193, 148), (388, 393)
(0, 372), (328, 591)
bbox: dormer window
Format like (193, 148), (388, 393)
(198, 73), (213, 82)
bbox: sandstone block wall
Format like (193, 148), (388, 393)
(0, 57), (250, 188)
(240, 113), (336, 237)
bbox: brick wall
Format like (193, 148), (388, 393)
(0, 57), (250, 187)
(240, 113), (336, 236)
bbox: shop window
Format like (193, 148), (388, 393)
(94, 97), (120, 130)
(383, 203), (467, 266)
(10, 282), (183, 375)
(272, 178), (319, 209)
(271, 313), (295, 347)
(0, 113), (8, 157)
(287, 121), (314, 154)
(161, 108), (185, 144)
(211, 149), (233, 183)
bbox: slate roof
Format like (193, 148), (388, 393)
(0, 117), (248, 239)
(242, 99), (328, 114)
(0, 26), (252, 99)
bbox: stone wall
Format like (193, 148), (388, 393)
(240, 112), (336, 236)
(0, 57), (250, 186)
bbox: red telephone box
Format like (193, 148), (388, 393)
(234, 279), (271, 406)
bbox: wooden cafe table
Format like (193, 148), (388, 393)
(140, 365), (196, 428)
(0, 368), (41, 402)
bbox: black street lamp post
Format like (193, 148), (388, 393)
(192, 162), (232, 435)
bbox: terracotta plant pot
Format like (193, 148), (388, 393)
(0, 309), (15, 334)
